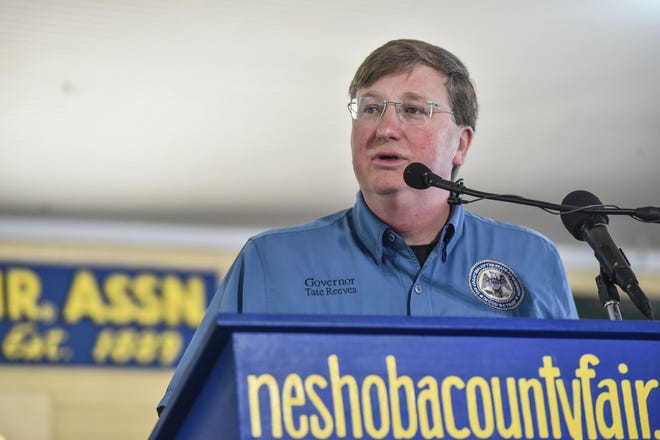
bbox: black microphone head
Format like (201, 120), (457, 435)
(404, 162), (432, 189)
(560, 190), (609, 241)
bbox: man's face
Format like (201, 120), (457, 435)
(351, 65), (472, 200)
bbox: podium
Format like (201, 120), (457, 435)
(150, 314), (660, 440)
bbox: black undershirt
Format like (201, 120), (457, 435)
(409, 241), (438, 266)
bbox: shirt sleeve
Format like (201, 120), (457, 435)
(536, 238), (580, 319)
(553, 252), (580, 319)
(156, 239), (266, 413)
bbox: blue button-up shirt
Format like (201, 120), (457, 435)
(159, 193), (578, 409)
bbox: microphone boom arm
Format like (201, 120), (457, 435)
(419, 166), (656, 221)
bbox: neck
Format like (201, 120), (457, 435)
(363, 190), (451, 245)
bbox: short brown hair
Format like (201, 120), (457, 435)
(349, 39), (478, 131)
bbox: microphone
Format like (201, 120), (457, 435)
(561, 190), (654, 320)
(403, 162), (463, 193)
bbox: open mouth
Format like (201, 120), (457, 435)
(379, 154), (400, 161)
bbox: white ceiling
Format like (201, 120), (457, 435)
(1, 0), (659, 260)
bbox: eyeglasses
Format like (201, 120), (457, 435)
(347, 96), (454, 125)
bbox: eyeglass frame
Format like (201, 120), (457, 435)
(347, 97), (454, 124)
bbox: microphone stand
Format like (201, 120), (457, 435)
(595, 270), (623, 321)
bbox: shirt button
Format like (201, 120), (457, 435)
(387, 233), (396, 242)
(414, 284), (423, 294)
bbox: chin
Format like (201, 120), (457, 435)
(367, 183), (410, 197)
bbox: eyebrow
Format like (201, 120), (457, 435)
(357, 91), (437, 102)
(401, 92), (430, 101)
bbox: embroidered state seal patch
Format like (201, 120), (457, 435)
(469, 260), (524, 310)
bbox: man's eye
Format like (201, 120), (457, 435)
(403, 104), (426, 116)
(361, 104), (381, 115)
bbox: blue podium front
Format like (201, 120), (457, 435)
(150, 314), (660, 440)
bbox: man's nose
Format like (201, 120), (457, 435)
(375, 103), (403, 139)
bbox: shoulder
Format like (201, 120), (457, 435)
(246, 208), (351, 246)
(463, 210), (559, 251)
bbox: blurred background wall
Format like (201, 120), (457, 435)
(1, 0), (659, 438)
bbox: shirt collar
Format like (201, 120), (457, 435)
(442, 202), (465, 258)
(351, 192), (390, 263)
(351, 192), (466, 263)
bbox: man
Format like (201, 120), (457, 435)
(158, 39), (578, 412)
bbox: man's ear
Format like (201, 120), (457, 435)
(452, 126), (473, 167)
